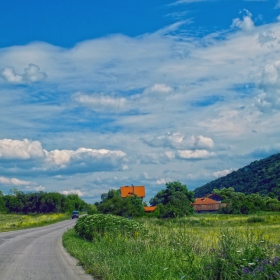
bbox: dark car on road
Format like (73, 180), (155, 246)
(72, 210), (79, 219)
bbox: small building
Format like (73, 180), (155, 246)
(193, 197), (226, 213)
(120, 185), (146, 199)
(120, 185), (157, 213)
(144, 206), (157, 213)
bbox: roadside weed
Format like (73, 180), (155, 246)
(63, 213), (280, 280)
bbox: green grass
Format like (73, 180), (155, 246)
(63, 212), (280, 280)
(0, 213), (70, 232)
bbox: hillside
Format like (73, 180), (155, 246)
(194, 153), (280, 197)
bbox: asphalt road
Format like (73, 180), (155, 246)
(0, 219), (93, 280)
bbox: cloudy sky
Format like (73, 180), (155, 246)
(1, 0), (280, 203)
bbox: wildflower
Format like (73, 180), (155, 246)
(243, 267), (250, 274)
(248, 263), (256, 266)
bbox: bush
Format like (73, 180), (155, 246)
(74, 214), (147, 240)
(247, 216), (265, 223)
(205, 228), (270, 279)
(266, 199), (280, 211)
(86, 204), (98, 215)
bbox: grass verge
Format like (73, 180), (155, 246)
(62, 213), (280, 280)
(0, 213), (70, 232)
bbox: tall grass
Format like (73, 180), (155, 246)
(0, 213), (70, 232)
(63, 213), (280, 280)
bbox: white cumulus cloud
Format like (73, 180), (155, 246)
(1, 64), (47, 84)
(177, 149), (215, 159)
(213, 169), (235, 178)
(254, 60), (280, 111)
(147, 83), (172, 94)
(0, 138), (128, 175)
(156, 178), (167, 184)
(141, 132), (214, 150)
(0, 139), (45, 160)
(45, 148), (127, 167)
(60, 190), (84, 196)
(231, 10), (255, 32)
(0, 176), (33, 186)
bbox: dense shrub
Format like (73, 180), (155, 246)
(266, 199), (280, 211)
(247, 216), (265, 223)
(74, 214), (147, 240)
(205, 228), (279, 279)
(86, 204), (98, 214)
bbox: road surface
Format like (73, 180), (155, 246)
(0, 219), (93, 280)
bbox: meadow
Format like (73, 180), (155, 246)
(63, 212), (280, 280)
(0, 213), (70, 232)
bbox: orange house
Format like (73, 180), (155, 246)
(193, 197), (226, 213)
(120, 186), (157, 213)
(120, 186), (146, 199)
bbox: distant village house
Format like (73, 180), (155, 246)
(120, 185), (157, 213)
(193, 194), (226, 213)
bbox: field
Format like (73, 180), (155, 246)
(0, 213), (70, 232)
(63, 212), (280, 280)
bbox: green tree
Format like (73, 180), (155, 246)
(124, 195), (145, 217)
(265, 198), (280, 211)
(216, 187), (267, 214)
(87, 204), (98, 214)
(149, 181), (194, 218)
(97, 189), (145, 217)
(101, 189), (121, 202)
(0, 190), (7, 213)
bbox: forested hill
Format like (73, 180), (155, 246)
(194, 153), (280, 198)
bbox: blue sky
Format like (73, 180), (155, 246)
(1, 0), (280, 203)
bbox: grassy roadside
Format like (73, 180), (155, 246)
(62, 213), (280, 280)
(0, 213), (70, 232)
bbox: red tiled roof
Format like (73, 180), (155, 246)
(193, 197), (221, 205)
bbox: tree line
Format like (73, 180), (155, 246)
(95, 182), (280, 218)
(213, 187), (280, 214)
(2, 180), (280, 217)
(0, 188), (88, 214)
